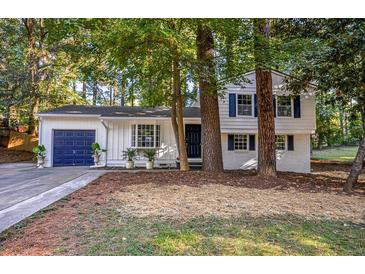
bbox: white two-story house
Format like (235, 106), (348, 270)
(37, 70), (316, 173)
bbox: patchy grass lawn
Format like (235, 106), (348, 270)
(312, 146), (358, 162)
(0, 165), (364, 256)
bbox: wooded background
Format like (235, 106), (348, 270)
(0, 18), (364, 189)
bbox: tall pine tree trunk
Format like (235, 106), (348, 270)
(173, 57), (189, 171)
(24, 18), (39, 135)
(253, 19), (277, 177)
(196, 22), (223, 172)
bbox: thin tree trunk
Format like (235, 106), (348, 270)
(344, 136), (365, 192)
(196, 22), (223, 172)
(92, 81), (98, 105)
(344, 109), (349, 144)
(28, 98), (39, 135)
(129, 79), (135, 107)
(112, 84), (118, 105)
(317, 132), (323, 149)
(253, 18), (277, 177)
(109, 87), (113, 106)
(72, 81), (76, 93)
(170, 74), (180, 157)
(344, 100), (365, 192)
(82, 81), (87, 99)
(120, 80), (126, 106)
(173, 57), (189, 171)
(339, 106), (345, 144)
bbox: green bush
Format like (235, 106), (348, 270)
(91, 142), (102, 156)
(32, 144), (46, 159)
(143, 149), (156, 161)
(123, 148), (137, 161)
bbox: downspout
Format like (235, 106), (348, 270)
(100, 118), (109, 167)
(38, 117), (42, 146)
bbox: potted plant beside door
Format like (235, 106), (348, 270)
(123, 148), (137, 169)
(91, 142), (102, 166)
(32, 144), (46, 168)
(144, 149), (156, 170)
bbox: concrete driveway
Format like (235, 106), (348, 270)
(0, 163), (92, 210)
(0, 163), (105, 233)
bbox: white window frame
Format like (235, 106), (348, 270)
(131, 124), (161, 149)
(234, 134), (248, 151)
(275, 135), (286, 151)
(276, 95), (293, 118)
(236, 93), (254, 117)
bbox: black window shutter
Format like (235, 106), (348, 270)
(228, 134), (234, 151)
(229, 93), (236, 117)
(254, 94), (258, 117)
(287, 135), (294, 151)
(273, 96), (276, 117)
(249, 135), (256, 151)
(294, 95), (301, 118)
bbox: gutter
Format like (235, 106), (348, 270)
(100, 119), (109, 167)
(36, 114), (100, 118)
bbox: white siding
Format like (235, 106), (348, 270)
(39, 117), (106, 168)
(219, 71), (316, 134)
(40, 117), (188, 168)
(222, 133), (311, 173)
(104, 119), (179, 167)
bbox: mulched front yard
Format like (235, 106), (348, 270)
(0, 163), (364, 256)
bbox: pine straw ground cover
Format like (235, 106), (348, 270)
(0, 163), (364, 256)
(0, 147), (33, 164)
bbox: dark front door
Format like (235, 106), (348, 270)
(185, 124), (201, 158)
(53, 130), (95, 167)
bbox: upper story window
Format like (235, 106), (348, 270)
(234, 134), (248, 150)
(237, 94), (252, 116)
(131, 124), (161, 148)
(275, 135), (286, 150)
(276, 96), (292, 117)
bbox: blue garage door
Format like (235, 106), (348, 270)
(53, 130), (95, 167)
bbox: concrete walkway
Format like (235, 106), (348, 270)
(0, 163), (105, 233)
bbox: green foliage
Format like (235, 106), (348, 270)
(32, 144), (46, 158)
(143, 149), (156, 161)
(348, 114), (364, 144)
(275, 19), (365, 125)
(91, 142), (101, 156)
(1, 18), (363, 149)
(123, 148), (137, 161)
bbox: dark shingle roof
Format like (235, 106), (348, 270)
(39, 105), (201, 118)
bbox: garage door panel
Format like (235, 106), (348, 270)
(85, 140), (94, 146)
(53, 130), (95, 167)
(74, 140), (86, 146)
